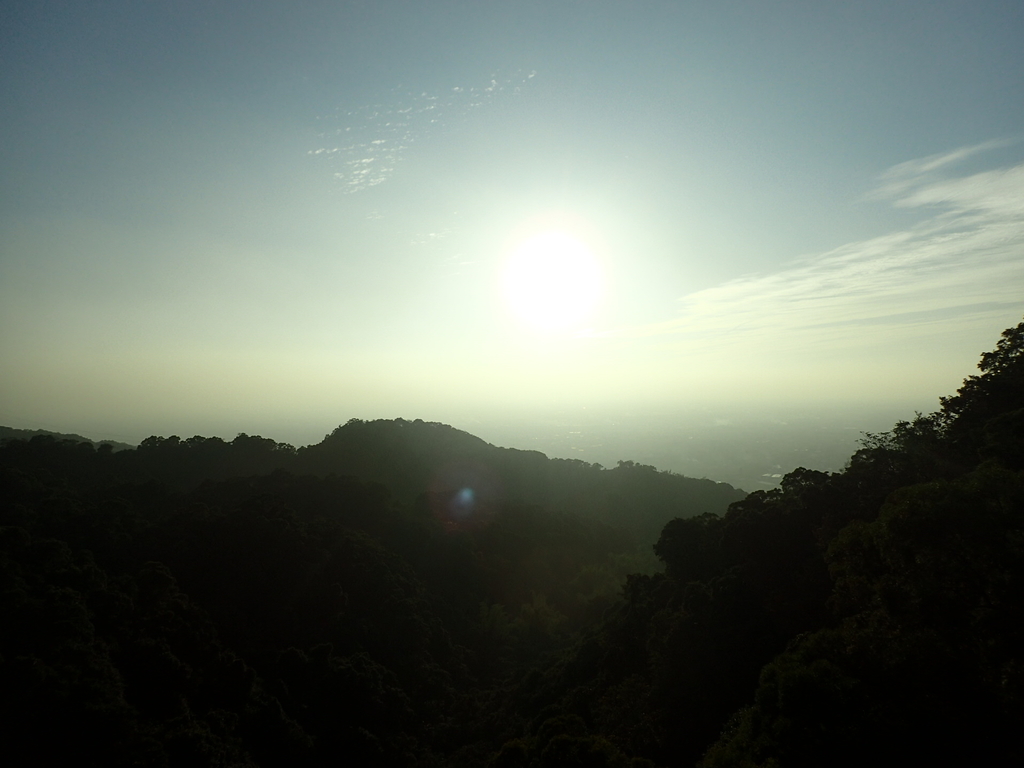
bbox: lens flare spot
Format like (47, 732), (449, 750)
(450, 487), (475, 518)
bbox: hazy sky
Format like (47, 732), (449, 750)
(2, 1), (1023, 466)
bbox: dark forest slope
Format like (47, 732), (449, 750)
(74, 419), (743, 547)
(0, 425), (135, 452)
(299, 418), (746, 545)
(506, 319), (1024, 768)
(1, 318), (1022, 767)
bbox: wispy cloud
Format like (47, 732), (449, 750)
(872, 139), (1015, 198)
(309, 71), (537, 193)
(597, 144), (1024, 354)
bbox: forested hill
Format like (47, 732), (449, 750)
(300, 418), (747, 545)
(1, 319), (1022, 767)
(11, 417), (745, 547)
(524, 319), (1024, 768)
(0, 425), (135, 452)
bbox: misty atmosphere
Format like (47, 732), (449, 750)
(2, 1), (1024, 766)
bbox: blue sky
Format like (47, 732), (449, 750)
(2, 1), (1023, 475)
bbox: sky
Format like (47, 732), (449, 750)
(2, 1), (1023, 487)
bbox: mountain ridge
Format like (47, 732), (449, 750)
(2, 416), (747, 547)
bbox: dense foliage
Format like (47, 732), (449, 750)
(518, 320), (1024, 768)
(1, 320), (1022, 766)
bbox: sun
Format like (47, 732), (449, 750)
(501, 230), (604, 330)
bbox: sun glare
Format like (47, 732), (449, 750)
(502, 230), (604, 330)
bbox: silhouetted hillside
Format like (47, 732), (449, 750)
(1, 319), (1021, 767)
(502, 318), (1024, 768)
(0, 427), (670, 765)
(0, 425), (135, 452)
(299, 418), (746, 545)
(7, 419), (745, 547)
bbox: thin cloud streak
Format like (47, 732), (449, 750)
(597, 147), (1024, 354)
(873, 139), (1016, 198)
(309, 71), (537, 193)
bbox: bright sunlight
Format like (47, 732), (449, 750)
(501, 230), (604, 330)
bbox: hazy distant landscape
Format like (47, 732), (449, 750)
(467, 407), (914, 492)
